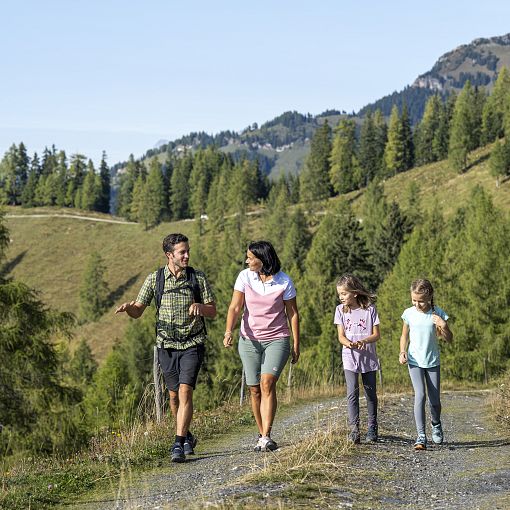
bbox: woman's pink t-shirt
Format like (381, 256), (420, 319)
(234, 269), (296, 341)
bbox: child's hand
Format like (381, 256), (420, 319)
(399, 352), (407, 365)
(432, 313), (446, 329)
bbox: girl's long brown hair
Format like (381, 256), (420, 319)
(336, 274), (376, 312)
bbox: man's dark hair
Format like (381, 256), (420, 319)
(248, 240), (281, 276)
(163, 233), (189, 253)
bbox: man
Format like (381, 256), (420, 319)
(115, 233), (216, 462)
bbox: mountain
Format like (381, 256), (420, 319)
(359, 33), (510, 122)
(116, 33), (510, 178)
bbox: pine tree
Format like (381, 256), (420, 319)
(116, 155), (140, 219)
(415, 95), (442, 165)
(169, 153), (192, 220)
(440, 187), (510, 380)
(66, 154), (87, 207)
(54, 151), (68, 207)
(489, 139), (510, 188)
(0, 144), (20, 205)
(384, 105), (414, 176)
(481, 67), (510, 144)
(189, 149), (210, 224)
(375, 210), (449, 383)
(400, 104), (414, 170)
(41, 146), (57, 176)
(79, 252), (110, 322)
(432, 94), (455, 161)
(139, 158), (165, 229)
(69, 339), (97, 387)
(371, 201), (410, 283)
(20, 152), (41, 207)
(98, 151), (111, 213)
(80, 160), (100, 211)
(448, 81), (481, 172)
(130, 172), (146, 223)
(262, 183), (290, 251)
(329, 119), (359, 194)
(359, 110), (387, 185)
(280, 206), (311, 277)
(0, 213), (78, 454)
(383, 105), (405, 176)
(299, 121), (332, 208)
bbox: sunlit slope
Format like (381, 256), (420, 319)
(4, 144), (510, 360)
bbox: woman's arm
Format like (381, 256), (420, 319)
(399, 322), (409, 364)
(284, 298), (300, 363)
(223, 290), (245, 347)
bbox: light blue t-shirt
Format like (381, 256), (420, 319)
(401, 306), (449, 368)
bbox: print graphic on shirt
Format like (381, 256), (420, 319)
(344, 317), (367, 332)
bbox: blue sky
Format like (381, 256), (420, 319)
(2, 1), (510, 166)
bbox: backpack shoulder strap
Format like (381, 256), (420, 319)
(187, 266), (206, 334)
(186, 266), (202, 304)
(155, 267), (166, 314)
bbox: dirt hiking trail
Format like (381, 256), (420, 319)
(71, 390), (510, 509)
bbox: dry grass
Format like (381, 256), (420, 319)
(489, 372), (510, 431)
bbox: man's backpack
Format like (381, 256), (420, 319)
(154, 266), (206, 336)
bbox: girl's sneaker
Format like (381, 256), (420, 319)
(365, 424), (378, 443)
(348, 430), (361, 444)
(431, 422), (444, 444)
(414, 434), (427, 450)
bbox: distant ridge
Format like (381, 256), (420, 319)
(115, 33), (510, 177)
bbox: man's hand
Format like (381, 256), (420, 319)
(115, 301), (145, 319)
(115, 301), (136, 314)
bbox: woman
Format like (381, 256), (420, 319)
(224, 241), (300, 451)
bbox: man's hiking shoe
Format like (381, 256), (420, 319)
(348, 430), (361, 444)
(366, 425), (378, 443)
(414, 434), (427, 451)
(171, 442), (186, 463)
(254, 436), (278, 452)
(431, 422), (444, 444)
(184, 432), (197, 455)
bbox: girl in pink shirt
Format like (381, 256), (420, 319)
(335, 274), (380, 444)
(224, 241), (300, 452)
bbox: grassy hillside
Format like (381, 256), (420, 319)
(349, 144), (510, 217)
(4, 144), (510, 362)
(3, 209), (200, 360)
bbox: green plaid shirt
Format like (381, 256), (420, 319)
(136, 266), (215, 349)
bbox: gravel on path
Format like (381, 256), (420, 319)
(70, 391), (510, 510)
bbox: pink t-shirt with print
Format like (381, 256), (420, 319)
(234, 269), (296, 341)
(334, 304), (380, 373)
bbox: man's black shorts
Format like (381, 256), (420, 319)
(157, 344), (204, 392)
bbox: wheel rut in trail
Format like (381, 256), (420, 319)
(70, 391), (510, 509)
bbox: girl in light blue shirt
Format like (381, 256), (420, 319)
(399, 279), (453, 450)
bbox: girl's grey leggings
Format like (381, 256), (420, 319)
(408, 364), (441, 435)
(344, 369), (378, 430)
